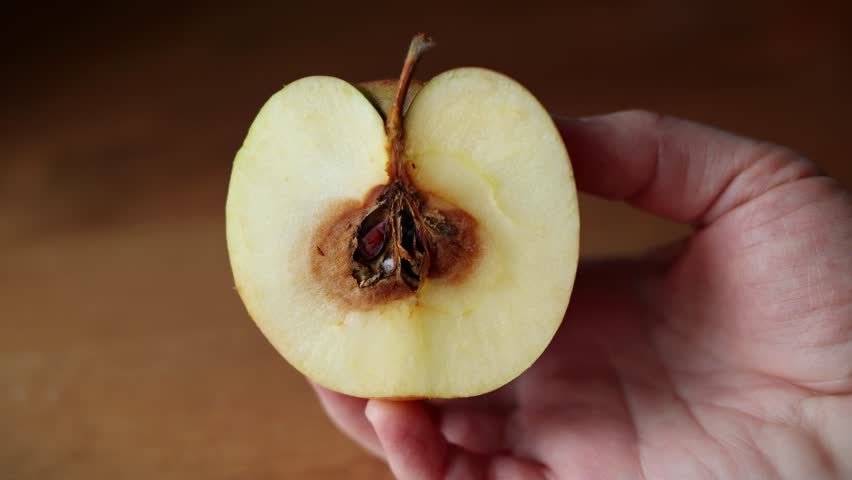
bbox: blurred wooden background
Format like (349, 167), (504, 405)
(2, 2), (850, 478)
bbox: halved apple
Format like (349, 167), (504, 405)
(226, 35), (579, 398)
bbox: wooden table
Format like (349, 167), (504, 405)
(3, 3), (850, 478)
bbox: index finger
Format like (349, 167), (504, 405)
(556, 110), (819, 225)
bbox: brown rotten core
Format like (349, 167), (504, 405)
(353, 34), (457, 291)
(308, 34), (480, 310)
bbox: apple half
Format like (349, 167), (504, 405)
(226, 35), (579, 398)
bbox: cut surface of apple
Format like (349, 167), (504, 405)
(226, 36), (579, 398)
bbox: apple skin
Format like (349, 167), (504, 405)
(357, 79), (423, 117)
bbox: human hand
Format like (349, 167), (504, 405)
(312, 111), (852, 479)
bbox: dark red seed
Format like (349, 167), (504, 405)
(359, 219), (387, 260)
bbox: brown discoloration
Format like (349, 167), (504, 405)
(307, 186), (482, 312)
(309, 195), (414, 312)
(426, 206), (480, 284)
(362, 184), (386, 205)
(305, 34), (481, 312)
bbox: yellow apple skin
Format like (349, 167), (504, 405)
(357, 79), (422, 117)
(226, 68), (579, 399)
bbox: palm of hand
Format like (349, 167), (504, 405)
(463, 185), (851, 479)
(313, 112), (852, 480)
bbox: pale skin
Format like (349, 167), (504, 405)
(312, 110), (852, 480)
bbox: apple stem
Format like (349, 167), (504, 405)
(388, 33), (434, 182)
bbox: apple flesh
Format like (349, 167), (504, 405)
(226, 37), (579, 398)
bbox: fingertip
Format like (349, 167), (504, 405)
(310, 382), (384, 458)
(366, 399), (448, 480)
(554, 110), (809, 224)
(554, 110), (659, 203)
(366, 401), (551, 479)
(363, 398), (391, 425)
